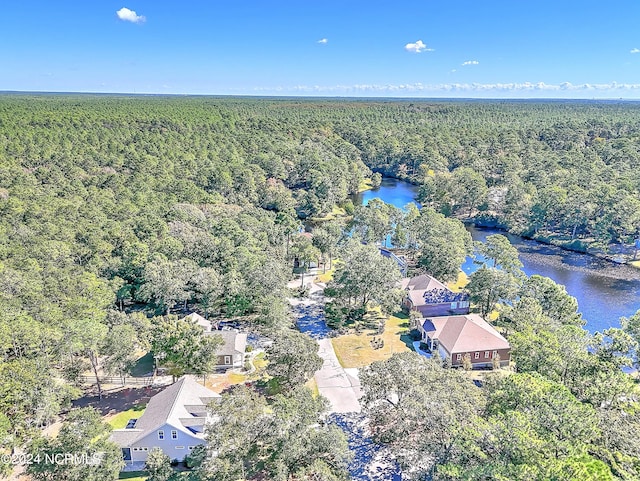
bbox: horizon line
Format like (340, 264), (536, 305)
(1, 90), (639, 102)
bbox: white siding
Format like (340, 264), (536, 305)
(437, 345), (449, 362)
(128, 423), (205, 463)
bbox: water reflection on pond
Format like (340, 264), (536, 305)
(464, 226), (640, 333)
(358, 177), (640, 332)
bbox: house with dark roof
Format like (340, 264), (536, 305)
(401, 274), (470, 320)
(110, 376), (220, 466)
(417, 314), (510, 368)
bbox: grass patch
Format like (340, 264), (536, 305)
(305, 377), (320, 397)
(332, 205), (346, 216)
(205, 369), (250, 393)
(465, 367), (513, 383)
(252, 352), (268, 371)
(447, 271), (469, 292)
(130, 352), (154, 377)
(107, 405), (146, 429)
(316, 259), (342, 284)
(331, 312), (411, 368)
(317, 268), (334, 284)
(358, 178), (374, 192)
(118, 472), (148, 480)
(309, 205), (347, 222)
(310, 214), (335, 222)
(228, 372), (246, 384)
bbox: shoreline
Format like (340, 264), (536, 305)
(334, 176), (639, 272)
(466, 218), (640, 270)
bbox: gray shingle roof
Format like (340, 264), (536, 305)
(210, 330), (247, 356)
(110, 375), (220, 447)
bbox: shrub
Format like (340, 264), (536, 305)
(184, 445), (207, 469)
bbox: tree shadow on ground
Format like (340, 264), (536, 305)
(72, 386), (162, 417)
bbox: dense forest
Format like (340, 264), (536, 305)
(1, 94), (640, 480)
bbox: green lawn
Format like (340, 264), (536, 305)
(358, 178), (374, 192)
(331, 312), (411, 368)
(107, 405), (146, 429)
(118, 471), (147, 480)
(130, 352), (154, 377)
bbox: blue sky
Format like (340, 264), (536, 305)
(2, 1), (640, 98)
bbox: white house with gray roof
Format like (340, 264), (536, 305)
(182, 313), (247, 369)
(213, 329), (247, 369)
(110, 375), (220, 466)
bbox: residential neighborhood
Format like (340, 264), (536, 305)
(86, 269), (512, 477)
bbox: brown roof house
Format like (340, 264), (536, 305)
(417, 314), (510, 368)
(110, 375), (220, 468)
(183, 313), (247, 369)
(401, 275), (470, 322)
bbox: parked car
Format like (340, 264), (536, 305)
(217, 321), (241, 330)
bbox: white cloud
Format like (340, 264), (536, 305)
(462, 60), (479, 66)
(631, 48), (640, 54)
(248, 81), (640, 97)
(117, 7), (146, 23)
(404, 40), (433, 53)
(317, 38), (328, 44)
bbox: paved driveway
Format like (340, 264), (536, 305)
(315, 338), (362, 413)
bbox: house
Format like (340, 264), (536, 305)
(212, 329), (247, 369)
(111, 376), (220, 466)
(183, 313), (247, 369)
(401, 274), (470, 321)
(183, 312), (212, 331)
(416, 314), (510, 368)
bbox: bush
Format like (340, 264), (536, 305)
(341, 199), (355, 215)
(184, 445), (207, 469)
(462, 353), (473, 371)
(371, 172), (382, 188)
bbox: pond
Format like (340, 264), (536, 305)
(354, 177), (421, 210)
(463, 227), (640, 333)
(359, 177), (640, 333)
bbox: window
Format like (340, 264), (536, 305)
(450, 302), (458, 309)
(456, 354), (462, 361)
(493, 350), (498, 357)
(133, 448), (139, 451)
(224, 355), (231, 365)
(188, 446), (195, 450)
(176, 446), (184, 450)
(142, 447), (148, 451)
(158, 430), (164, 440)
(485, 351), (490, 358)
(474, 352), (479, 359)
(171, 430), (177, 440)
